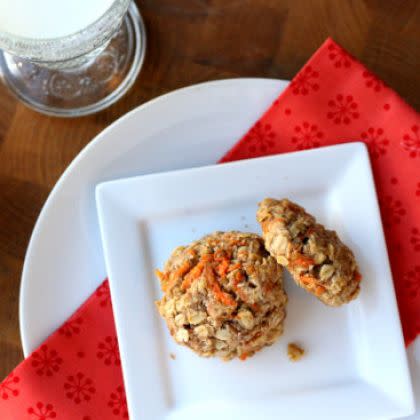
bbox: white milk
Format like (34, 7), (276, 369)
(0, 0), (115, 39)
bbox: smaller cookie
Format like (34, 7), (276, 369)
(257, 198), (361, 306)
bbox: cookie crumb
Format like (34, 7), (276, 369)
(287, 342), (304, 362)
(170, 353), (176, 360)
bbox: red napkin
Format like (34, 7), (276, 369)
(1, 38), (419, 419)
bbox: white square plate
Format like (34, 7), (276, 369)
(96, 143), (414, 420)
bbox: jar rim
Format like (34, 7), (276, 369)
(0, 0), (130, 62)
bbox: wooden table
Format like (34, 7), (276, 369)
(0, 0), (419, 378)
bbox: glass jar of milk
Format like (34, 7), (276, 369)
(0, 0), (146, 116)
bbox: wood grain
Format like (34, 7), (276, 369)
(0, 0), (419, 379)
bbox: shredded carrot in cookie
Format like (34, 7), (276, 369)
(227, 262), (241, 272)
(300, 275), (317, 286)
(232, 271), (245, 293)
(190, 263), (205, 279)
(212, 282), (237, 307)
(180, 277), (193, 291)
(216, 258), (230, 277)
(161, 261), (192, 292)
(245, 265), (256, 275)
(354, 271), (362, 282)
(155, 269), (166, 282)
(175, 261), (192, 277)
(204, 265), (237, 307)
(239, 352), (248, 361)
(300, 275), (326, 296)
(234, 270), (245, 283)
(292, 254), (315, 268)
(244, 331), (262, 345)
(315, 285), (326, 296)
(228, 238), (247, 247)
(156, 269), (171, 292)
(181, 263), (204, 290)
(163, 245), (248, 307)
(261, 221), (270, 232)
(261, 218), (284, 232)
(162, 274), (178, 292)
(201, 253), (214, 262)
